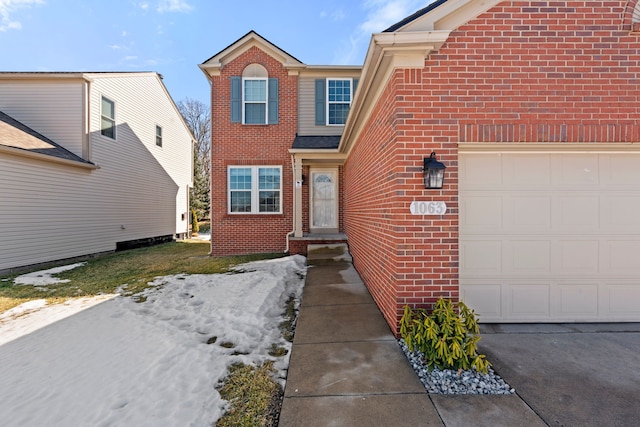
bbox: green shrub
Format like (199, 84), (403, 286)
(191, 208), (199, 234)
(400, 298), (491, 374)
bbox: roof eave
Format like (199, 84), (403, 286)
(0, 144), (100, 170)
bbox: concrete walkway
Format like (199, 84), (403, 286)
(279, 244), (544, 427)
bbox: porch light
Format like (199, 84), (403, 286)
(423, 152), (446, 189)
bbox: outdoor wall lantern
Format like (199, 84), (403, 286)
(423, 152), (446, 189)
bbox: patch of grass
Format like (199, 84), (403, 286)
(216, 362), (282, 427)
(0, 241), (283, 313)
(279, 295), (298, 342)
(268, 343), (288, 357)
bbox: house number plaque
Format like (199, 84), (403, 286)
(410, 201), (447, 215)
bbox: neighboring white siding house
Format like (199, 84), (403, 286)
(0, 72), (194, 273)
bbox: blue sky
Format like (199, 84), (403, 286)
(0, 0), (430, 105)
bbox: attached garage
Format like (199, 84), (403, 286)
(459, 145), (640, 322)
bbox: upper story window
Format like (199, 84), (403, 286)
(244, 78), (267, 124)
(101, 96), (116, 139)
(327, 78), (352, 125)
(230, 64), (278, 125)
(315, 78), (357, 127)
(155, 125), (163, 147)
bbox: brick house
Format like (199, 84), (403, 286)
(199, 31), (360, 256)
(202, 1), (640, 333)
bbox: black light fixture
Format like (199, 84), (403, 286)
(423, 152), (446, 189)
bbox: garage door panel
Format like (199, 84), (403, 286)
(459, 153), (502, 188)
(558, 284), (599, 317)
(505, 240), (551, 273)
(504, 196), (551, 232)
(460, 151), (640, 322)
(555, 195), (600, 230)
(509, 284), (550, 318)
(606, 284), (640, 315)
(602, 154), (640, 186)
(460, 240), (501, 275)
(460, 196), (502, 233)
(554, 155), (599, 186)
(602, 196), (640, 232)
(460, 284), (502, 320)
(603, 241), (640, 273)
(556, 240), (599, 274)
(503, 153), (551, 187)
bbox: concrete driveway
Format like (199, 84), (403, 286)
(478, 323), (640, 427)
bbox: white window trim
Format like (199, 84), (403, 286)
(227, 165), (282, 214)
(242, 77), (268, 125)
(100, 95), (116, 140)
(326, 78), (352, 126)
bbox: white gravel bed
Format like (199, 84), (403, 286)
(399, 339), (515, 395)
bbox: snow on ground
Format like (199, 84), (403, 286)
(13, 262), (86, 287)
(0, 255), (307, 427)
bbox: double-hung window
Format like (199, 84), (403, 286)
(230, 63), (278, 124)
(228, 166), (282, 214)
(243, 78), (267, 124)
(101, 96), (116, 139)
(327, 78), (352, 125)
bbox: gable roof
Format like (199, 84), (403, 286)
(0, 111), (96, 168)
(199, 30), (305, 77)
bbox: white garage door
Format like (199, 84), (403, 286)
(459, 148), (640, 322)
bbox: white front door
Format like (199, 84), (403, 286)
(310, 169), (338, 233)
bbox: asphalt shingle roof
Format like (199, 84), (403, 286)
(291, 135), (341, 149)
(0, 111), (92, 164)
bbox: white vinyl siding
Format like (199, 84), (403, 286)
(459, 150), (640, 322)
(0, 73), (193, 272)
(0, 81), (84, 157)
(298, 78), (342, 136)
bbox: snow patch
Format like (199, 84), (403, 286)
(13, 262), (86, 286)
(0, 255), (307, 426)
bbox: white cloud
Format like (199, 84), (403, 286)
(156, 0), (192, 13)
(334, 0), (428, 64)
(320, 8), (346, 22)
(0, 0), (43, 32)
(138, 1), (149, 11)
(360, 0), (425, 33)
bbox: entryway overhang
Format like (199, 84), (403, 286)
(289, 147), (347, 239)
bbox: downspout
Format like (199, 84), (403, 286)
(285, 154), (295, 253)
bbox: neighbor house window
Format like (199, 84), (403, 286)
(155, 125), (163, 147)
(327, 78), (352, 125)
(101, 96), (116, 139)
(230, 64), (278, 124)
(228, 166), (282, 214)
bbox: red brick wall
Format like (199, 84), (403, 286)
(209, 46), (297, 255)
(345, 0), (640, 334)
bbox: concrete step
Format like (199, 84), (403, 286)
(306, 243), (352, 262)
